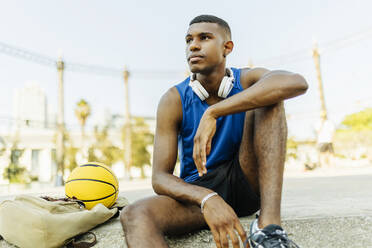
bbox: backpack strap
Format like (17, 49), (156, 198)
(40, 196), (86, 208)
(66, 232), (97, 248)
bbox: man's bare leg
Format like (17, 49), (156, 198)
(239, 102), (287, 228)
(120, 195), (206, 248)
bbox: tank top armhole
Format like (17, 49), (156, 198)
(175, 85), (186, 131)
(231, 67), (243, 90)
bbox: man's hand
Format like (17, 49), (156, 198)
(193, 109), (217, 177)
(203, 195), (248, 248)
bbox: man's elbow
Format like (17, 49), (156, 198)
(270, 70), (308, 95)
(151, 172), (163, 194)
(292, 73), (308, 94)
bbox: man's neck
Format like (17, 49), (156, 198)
(196, 65), (226, 96)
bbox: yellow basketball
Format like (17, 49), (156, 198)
(65, 162), (119, 210)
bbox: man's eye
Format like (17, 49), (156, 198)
(186, 38), (192, 43)
(201, 36), (209, 40)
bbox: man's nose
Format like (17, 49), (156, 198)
(189, 40), (201, 51)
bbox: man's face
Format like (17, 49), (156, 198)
(185, 22), (229, 73)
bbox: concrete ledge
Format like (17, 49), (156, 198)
(3, 215), (370, 248)
(89, 215), (372, 248)
(2, 170), (372, 247)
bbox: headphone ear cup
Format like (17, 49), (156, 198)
(218, 76), (227, 97)
(227, 68), (234, 81)
(224, 77), (234, 97)
(189, 80), (209, 100)
(218, 76), (233, 98)
(218, 68), (234, 98)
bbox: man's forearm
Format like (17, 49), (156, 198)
(152, 172), (214, 206)
(208, 71), (308, 118)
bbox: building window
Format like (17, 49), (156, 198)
(31, 149), (40, 176)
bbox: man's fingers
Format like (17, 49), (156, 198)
(219, 230), (229, 248)
(210, 228), (222, 248)
(206, 138), (212, 156)
(234, 221), (248, 247)
(227, 228), (240, 248)
(192, 139), (203, 176)
(200, 140), (207, 174)
(196, 136), (207, 175)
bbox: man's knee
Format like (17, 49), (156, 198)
(255, 102), (285, 120)
(254, 102), (287, 135)
(120, 204), (136, 232)
(120, 201), (154, 233)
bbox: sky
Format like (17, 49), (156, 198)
(0, 0), (371, 139)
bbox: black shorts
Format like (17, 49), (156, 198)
(189, 156), (260, 217)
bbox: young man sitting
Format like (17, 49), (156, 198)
(121, 15), (308, 248)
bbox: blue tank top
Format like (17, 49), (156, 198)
(175, 67), (245, 182)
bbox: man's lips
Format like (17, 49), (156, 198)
(188, 55), (204, 63)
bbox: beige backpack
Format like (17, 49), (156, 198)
(0, 194), (128, 248)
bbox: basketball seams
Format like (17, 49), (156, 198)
(65, 179), (118, 205)
(66, 163), (119, 209)
(66, 178), (116, 190)
(79, 163), (120, 206)
(65, 191), (117, 202)
(66, 179), (117, 201)
(80, 163), (119, 188)
(108, 190), (119, 208)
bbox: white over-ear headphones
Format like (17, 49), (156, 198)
(189, 68), (234, 101)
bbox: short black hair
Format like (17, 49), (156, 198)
(189, 15), (231, 39)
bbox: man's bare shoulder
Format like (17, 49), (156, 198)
(156, 87), (182, 127)
(239, 67), (270, 89)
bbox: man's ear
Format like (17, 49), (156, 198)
(223, 40), (234, 57)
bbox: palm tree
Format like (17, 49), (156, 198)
(74, 99), (91, 157)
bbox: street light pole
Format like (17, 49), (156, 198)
(123, 67), (132, 180)
(56, 56), (65, 185)
(312, 42), (328, 120)
(248, 59), (254, 68)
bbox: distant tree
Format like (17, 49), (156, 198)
(3, 140), (30, 183)
(286, 137), (298, 160)
(52, 129), (79, 172)
(336, 108), (372, 161)
(122, 117), (154, 178)
(64, 132), (79, 171)
(341, 108), (372, 131)
(88, 125), (122, 167)
(0, 137), (6, 156)
(74, 99), (91, 151)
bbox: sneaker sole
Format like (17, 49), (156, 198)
(249, 239), (264, 248)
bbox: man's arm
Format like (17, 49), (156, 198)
(152, 87), (247, 248)
(193, 67), (308, 175)
(151, 87), (214, 205)
(209, 67), (308, 117)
